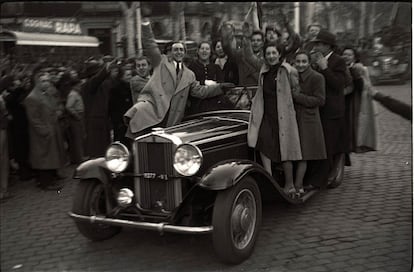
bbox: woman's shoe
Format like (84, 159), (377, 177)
(284, 187), (297, 198)
(295, 188), (305, 198)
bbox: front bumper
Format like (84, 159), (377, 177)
(68, 212), (213, 234)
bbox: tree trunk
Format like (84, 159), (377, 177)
(251, 2), (260, 31)
(294, 2), (300, 33)
(367, 2), (375, 36)
(115, 20), (124, 58)
(171, 2), (180, 41)
(136, 2), (142, 57)
(178, 2), (186, 41)
(327, 3), (336, 32)
(300, 2), (315, 35)
(359, 2), (366, 39)
(120, 2), (137, 58)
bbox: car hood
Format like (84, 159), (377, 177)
(163, 111), (249, 144)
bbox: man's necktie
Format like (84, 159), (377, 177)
(176, 62), (180, 75)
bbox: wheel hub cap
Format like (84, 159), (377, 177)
(230, 189), (257, 250)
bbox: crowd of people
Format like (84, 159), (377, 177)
(0, 11), (409, 201)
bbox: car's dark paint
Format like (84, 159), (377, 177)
(73, 110), (301, 203)
(165, 113), (249, 145)
(199, 160), (270, 190)
(74, 158), (111, 185)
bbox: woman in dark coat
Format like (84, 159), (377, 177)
(292, 51), (327, 194)
(187, 41), (233, 114)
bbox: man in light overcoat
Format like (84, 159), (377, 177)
(124, 18), (234, 139)
(23, 70), (67, 190)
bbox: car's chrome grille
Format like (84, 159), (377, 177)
(136, 142), (174, 175)
(134, 140), (181, 212)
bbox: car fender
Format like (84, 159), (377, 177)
(73, 158), (110, 184)
(198, 160), (309, 203)
(199, 160), (276, 190)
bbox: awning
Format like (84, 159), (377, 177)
(0, 30), (99, 47)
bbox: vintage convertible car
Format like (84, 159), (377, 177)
(68, 87), (328, 264)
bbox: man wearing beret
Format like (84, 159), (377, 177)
(308, 30), (348, 189)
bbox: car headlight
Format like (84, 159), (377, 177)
(105, 142), (130, 173)
(173, 144), (203, 176)
(392, 59), (399, 65)
(372, 61), (380, 66)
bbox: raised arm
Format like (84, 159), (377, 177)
(240, 22), (263, 71)
(221, 23), (242, 61)
(87, 64), (109, 94)
(141, 19), (162, 68)
(280, 12), (302, 57)
(318, 56), (347, 96)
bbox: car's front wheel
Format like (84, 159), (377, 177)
(72, 179), (121, 241)
(212, 176), (262, 264)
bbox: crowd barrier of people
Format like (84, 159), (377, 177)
(0, 10), (411, 201)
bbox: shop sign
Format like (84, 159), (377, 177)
(22, 18), (82, 35)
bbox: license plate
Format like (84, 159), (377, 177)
(142, 173), (169, 180)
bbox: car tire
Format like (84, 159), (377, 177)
(72, 179), (121, 241)
(212, 176), (262, 264)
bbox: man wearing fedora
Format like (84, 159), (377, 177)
(307, 29), (349, 189)
(303, 23), (322, 53)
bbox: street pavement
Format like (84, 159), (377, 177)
(1, 82), (412, 272)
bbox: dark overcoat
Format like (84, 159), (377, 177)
(293, 67), (327, 160)
(81, 66), (111, 158)
(318, 52), (348, 155)
(109, 79), (133, 143)
(23, 85), (66, 169)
